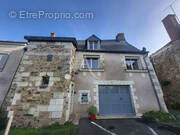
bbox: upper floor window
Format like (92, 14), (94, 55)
(88, 41), (98, 50)
(126, 59), (139, 70)
(0, 54), (8, 71)
(84, 57), (99, 69)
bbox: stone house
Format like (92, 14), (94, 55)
(2, 33), (167, 128)
(151, 14), (180, 109)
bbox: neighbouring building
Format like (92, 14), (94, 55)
(151, 14), (180, 109)
(3, 33), (167, 128)
(0, 41), (26, 110)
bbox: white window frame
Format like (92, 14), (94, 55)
(78, 90), (91, 104)
(125, 57), (140, 70)
(84, 55), (99, 69)
(88, 41), (98, 50)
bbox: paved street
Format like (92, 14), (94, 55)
(76, 118), (180, 135)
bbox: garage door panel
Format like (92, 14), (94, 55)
(99, 85), (135, 116)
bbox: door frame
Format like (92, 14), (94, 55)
(93, 80), (139, 116)
(98, 85), (135, 116)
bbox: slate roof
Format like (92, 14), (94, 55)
(77, 37), (147, 54)
(24, 34), (147, 54)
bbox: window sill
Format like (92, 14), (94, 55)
(125, 69), (148, 73)
(80, 102), (89, 104)
(80, 68), (104, 72)
(39, 85), (48, 89)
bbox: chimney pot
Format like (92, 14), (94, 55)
(162, 14), (180, 41)
(116, 33), (125, 41)
(51, 33), (56, 37)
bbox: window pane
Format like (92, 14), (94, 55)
(89, 42), (93, 49)
(47, 54), (53, 61)
(126, 59), (132, 70)
(81, 93), (88, 103)
(92, 58), (99, 69)
(94, 42), (98, 49)
(0, 54), (8, 70)
(84, 58), (91, 69)
(132, 59), (139, 70)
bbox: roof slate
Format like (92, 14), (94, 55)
(77, 39), (146, 54)
(24, 35), (147, 54)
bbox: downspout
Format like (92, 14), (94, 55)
(143, 53), (162, 112)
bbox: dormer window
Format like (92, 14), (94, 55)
(88, 41), (98, 50)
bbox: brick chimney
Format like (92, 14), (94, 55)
(51, 33), (56, 37)
(162, 14), (180, 41)
(116, 33), (126, 41)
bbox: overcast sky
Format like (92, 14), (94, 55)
(0, 0), (180, 53)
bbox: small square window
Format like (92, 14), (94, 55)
(40, 76), (49, 88)
(81, 93), (88, 103)
(47, 54), (53, 61)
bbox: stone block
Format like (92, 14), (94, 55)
(53, 92), (64, 99)
(50, 99), (56, 105)
(16, 82), (28, 87)
(21, 72), (30, 77)
(23, 61), (32, 65)
(50, 77), (60, 81)
(8, 111), (14, 118)
(49, 111), (62, 118)
(56, 99), (64, 105)
(48, 105), (63, 112)
(28, 107), (36, 115)
(37, 105), (48, 112)
(23, 55), (29, 59)
(14, 93), (21, 100)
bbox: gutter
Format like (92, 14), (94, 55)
(143, 53), (162, 112)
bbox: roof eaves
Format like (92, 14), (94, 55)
(24, 36), (77, 48)
(76, 49), (148, 54)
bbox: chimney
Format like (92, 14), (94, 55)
(51, 33), (56, 37)
(116, 33), (126, 41)
(162, 14), (180, 41)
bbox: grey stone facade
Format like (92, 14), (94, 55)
(5, 41), (76, 128)
(151, 39), (180, 109)
(1, 34), (168, 127)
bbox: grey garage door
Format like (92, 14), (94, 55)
(99, 85), (135, 116)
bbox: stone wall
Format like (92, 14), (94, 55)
(5, 42), (76, 128)
(151, 39), (180, 109)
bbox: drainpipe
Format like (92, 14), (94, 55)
(143, 53), (162, 112)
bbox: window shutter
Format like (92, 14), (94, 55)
(0, 54), (8, 70)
